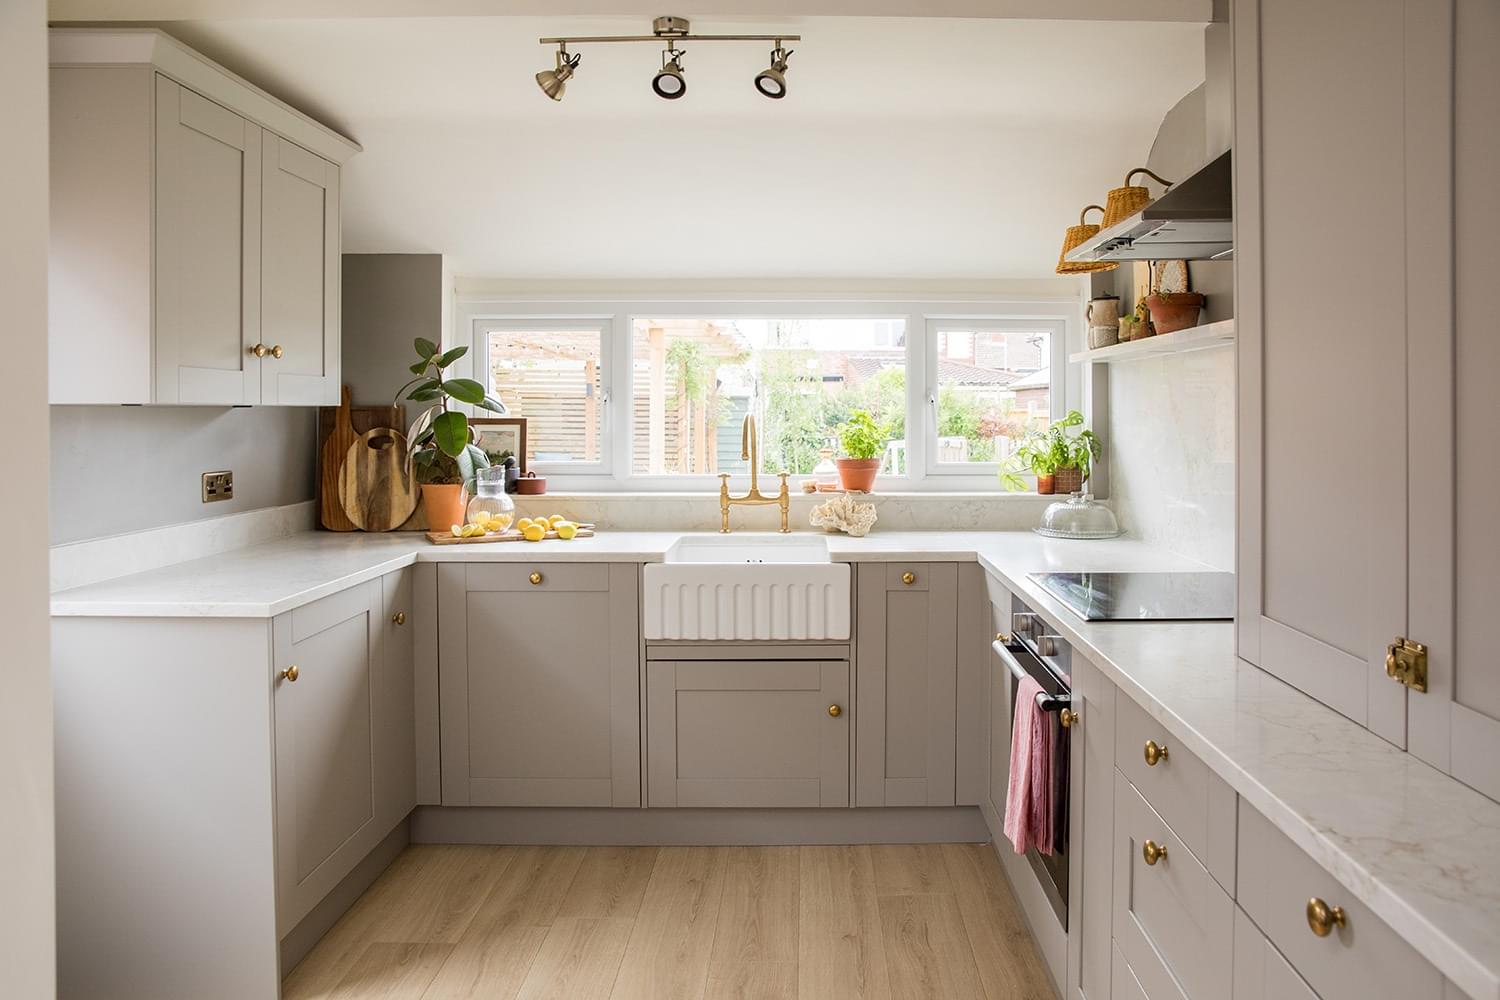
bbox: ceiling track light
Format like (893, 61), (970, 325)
(535, 14), (801, 102)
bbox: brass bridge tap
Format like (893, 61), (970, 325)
(718, 414), (791, 533)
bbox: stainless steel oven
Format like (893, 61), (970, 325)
(992, 605), (1073, 929)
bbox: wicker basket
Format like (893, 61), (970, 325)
(1053, 467), (1085, 495)
(1055, 205), (1120, 275)
(1101, 167), (1175, 229)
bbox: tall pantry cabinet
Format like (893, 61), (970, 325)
(1235, 0), (1500, 801)
(48, 29), (358, 406)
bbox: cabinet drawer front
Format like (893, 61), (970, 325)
(1115, 694), (1236, 890)
(1232, 905), (1318, 1000)
(465, 562), (610, 593)
(1113, 771), (1233, 1000)
(1237, 807), (1442, 1000)
(1111, 942), (1156, 1000)
(885, 563), (932, 591)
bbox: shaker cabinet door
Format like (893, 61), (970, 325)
(1065, 657), (1116, 1000)
(1407, 0), (1500, 804)
(272, 580), (383, 933)
(855, 562), (958, 806)
(259, 132), (341, 405)
(154, 76), (261, 405)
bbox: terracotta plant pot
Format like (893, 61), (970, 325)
(1036, 473), (1057, 495)
(836, 458), (880, 493)
(1144, 292), (1205, 335)
(1053, 466), (1085, 495)
(420, 483), (467, 531)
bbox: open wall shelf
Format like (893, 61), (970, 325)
(1070, 318), (1235, 364)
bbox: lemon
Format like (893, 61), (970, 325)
(450, 524), (465, 537)
(548, 514), (567, 527)
(522, 522), (547, 542)
(555, 522), (578, 540)
(517, 517), (535, 531)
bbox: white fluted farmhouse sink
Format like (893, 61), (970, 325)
(642, 535), (852, 641)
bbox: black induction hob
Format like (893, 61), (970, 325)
(1028, 572), (1235, 622)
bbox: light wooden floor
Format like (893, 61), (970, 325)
(283, 842), (1053, 1000)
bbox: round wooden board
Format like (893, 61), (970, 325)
(339, 427), (419, 532)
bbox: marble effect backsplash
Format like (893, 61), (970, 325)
(1107, 346), (1235, 570)
(511, 492), (1059, 533)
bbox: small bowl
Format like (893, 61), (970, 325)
(515, 471), (547, 495)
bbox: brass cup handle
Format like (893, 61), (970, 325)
(280, 665), (300, 683)
(251, 343), (269, 358)
(1059, 707), (1079, 728)
(828, 704), (842, 718)
(270, 344), (284, 359)
(1142, 839), (1167, 866)
(529, 572), (543, 585)
(1306, 897), (1346, 937)
(1144, 740), (1169, 766)
(392, 611), (407, 626)
(902, 572), (916, 585)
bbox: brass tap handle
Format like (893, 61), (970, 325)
(1306, 897), (1346, 937)
(828, 704), (842, 718)
(1059, 707), (1078, 728)
(280, 665), (300, 683)
(1144, 740), (1169, 766)
(778, 472), (791, 533)
(250, 343), (269, 358)
(1142, 839), (1167, 866)
(270, 344), (284, 359)
(391, 611), (407, 626)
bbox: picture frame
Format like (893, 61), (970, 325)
(470, 417), (527, 476)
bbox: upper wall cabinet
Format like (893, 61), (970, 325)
(47, 30), (359, 406)
(1236, 0), (1500, 801)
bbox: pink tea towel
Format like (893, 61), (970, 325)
(1003, 675), (1054, 855)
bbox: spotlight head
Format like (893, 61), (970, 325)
(653, 47), (687, 100)
(755, 44), (792, 99)
(536, 47), (580, 101)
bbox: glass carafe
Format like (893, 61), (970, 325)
(464, 466), (516, 531)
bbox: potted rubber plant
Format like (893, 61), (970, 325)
(835, 410), (887, 493)
(397, 337), (508, 529)
(1000, 410), (1101, 495)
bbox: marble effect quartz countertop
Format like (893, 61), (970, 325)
(48, 529), (1500, 998)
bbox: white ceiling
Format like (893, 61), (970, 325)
(153, 16), (1207, 279)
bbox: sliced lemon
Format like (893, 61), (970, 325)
(522, 522), (547, 542)
(555, 522), (578, 540)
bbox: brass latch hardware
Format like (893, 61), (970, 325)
(1385, 636), (1428, 693)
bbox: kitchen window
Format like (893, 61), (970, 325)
(467, 298), (1075, 491)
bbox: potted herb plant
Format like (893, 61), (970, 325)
(1000, 410), (1101, 495)
(1143, 290), (1205, 335)
(397, 337), (508, 529)
(836, 410), (887, 493)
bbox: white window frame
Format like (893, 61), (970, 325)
(922, 317), (1068, 481)
(457, 294), (1079, 493)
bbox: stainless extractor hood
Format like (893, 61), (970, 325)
(1064, 151), (1232, 263)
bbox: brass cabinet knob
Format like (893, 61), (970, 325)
(529, 571), (543, 585)
(280, 665), (300, 683)
(1142, 839), (1167, 866)
(1306, 897), (1346, 937)
(828, 704), (842, 718)
(902, 571), (916, 585)
(1144, 740), (1169, 766)
(391, 611), (407, 626)
(270, 344), (284, 359)
(1059, 708), (1078, 728)
(250, 343), (269, 358)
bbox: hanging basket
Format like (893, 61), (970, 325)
(1101, 167), (1175, 229)
(1055, 204), (1120, 275)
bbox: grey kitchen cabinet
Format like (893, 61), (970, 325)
(1066, 655), (1116, 1000)
(1231, 907), (1319, 1000)
(1236, 0), (1500, 801)
(647, 657), (850, 807)
(272, 573), (413, 933)
(855, 562), (958, 806)
(47, 30), (356, 405)
(437, 563), (641, 808)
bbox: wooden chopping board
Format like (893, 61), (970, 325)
(426, 524), (596, 545)
(317, 391), (404, 531)
(339, 427), (420, 532)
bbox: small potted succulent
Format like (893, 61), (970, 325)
(835, 410), (887, 493)
(1000, 410), (1102, 495)
(397, 337), (508, 529)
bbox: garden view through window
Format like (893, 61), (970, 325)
(484, 316), (1053, 480)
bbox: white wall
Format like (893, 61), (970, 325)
(1, 0), (57, 994)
